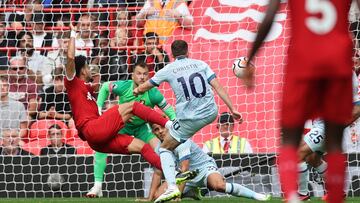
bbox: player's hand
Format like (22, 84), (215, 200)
(133, 87), (140, 96)
(241, 63), (255, 89)
(231, 110), (243, 123)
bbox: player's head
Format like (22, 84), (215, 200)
(171, 40), (188, 58)
(48, 124), (64, 148)
(75, 55), (91, 81)
(151, 123), (167, 142)
(132, 62), (149, 86)
(217, 112), (235, 138)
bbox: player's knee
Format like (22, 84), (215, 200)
(128, 138), (145, 153)
(212, 181), (226, 192)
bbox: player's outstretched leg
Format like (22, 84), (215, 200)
(154, 134), (182, 203)
(86, 152), (108, 198)
(207, 173), (271, 201)
(130, 102), (171, 127)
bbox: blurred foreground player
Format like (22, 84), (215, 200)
(242, 0), (360, 202)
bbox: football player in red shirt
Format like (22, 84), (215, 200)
(242, 1), (360, 202)
(64, 24), (171, 171)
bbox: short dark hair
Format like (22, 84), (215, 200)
(75, 55), (87, 77)
(133, 62), (149, 72)
(143, 32), (159, 43)
(171, 40), (188, 58)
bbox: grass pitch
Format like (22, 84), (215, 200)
(1, 197), (360, 203)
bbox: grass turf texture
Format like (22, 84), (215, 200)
(1, 197), (360, 203)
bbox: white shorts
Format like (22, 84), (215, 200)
(185, 161), (220, 189)
(169, 113), (217, 143)
(303, 120), (326, 154)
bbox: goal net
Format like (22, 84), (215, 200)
(0, 0), (359, 199)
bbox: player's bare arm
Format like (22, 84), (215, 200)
(144, 169), (162, 201)
(133, 80), (154, 96)
(209, 78), (242, 121)
(243, 0), (280, 88)
(65, 24), (77, 80)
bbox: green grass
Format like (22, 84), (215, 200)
(0, 197), (360, 203)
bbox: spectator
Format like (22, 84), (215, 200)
(8, 56), (38, 119)
(31, 13), (53, 56)
(0, 18), (16, 71)
(7, 21), (24, 48)
(0, 75), (28, 139)
(136, 0), (193, 43)
(98, 28), (130, 81)
(132, 32), (169, 75)
(51, 15), (71, 49)
(203, 112), (253, 154)
(16, 31), (55, 89)
(116, 9), (131, 28)
(48, 31), (70, 69)
(0, 129), (33, 156)
(38, 68), (72, 122)
(40, 124), (76, 155)
(114, 9), (136, 46)
(75, 14), (98, 56)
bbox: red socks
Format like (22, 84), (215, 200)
(278, 146), (298, 200)
(132, 102), (168, 127)
(141, 144), (162, 170)
(325, 152), (346, 203)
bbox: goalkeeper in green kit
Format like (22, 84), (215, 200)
(86, 62), (176, 197)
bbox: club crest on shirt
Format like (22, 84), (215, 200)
(87, 92), (96, 101)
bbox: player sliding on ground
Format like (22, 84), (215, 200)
(145, 122), (271, 202)
(297, 71), (360, 201)
(64, 24), (170, 172)
(86, 62), (177, 198)
(134, 40), (242, 203)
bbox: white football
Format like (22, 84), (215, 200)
(232, 57), (249, 78)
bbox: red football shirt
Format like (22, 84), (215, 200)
(64, 77), (99, 138)
(287, 0), (353, 78)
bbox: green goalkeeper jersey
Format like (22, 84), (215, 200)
(97, 80), (176, 128)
